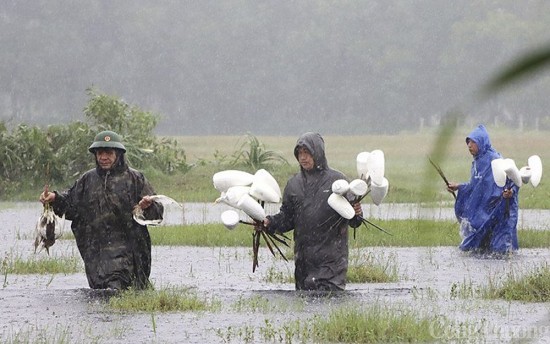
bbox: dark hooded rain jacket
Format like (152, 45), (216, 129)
(267, 132), (361, 291)
(455, 124), (519, 253)
(51, 153), (163, 289)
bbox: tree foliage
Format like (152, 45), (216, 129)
(0, 89), (189, 197)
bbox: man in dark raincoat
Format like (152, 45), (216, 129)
(39, 130), (163, 289)
(447, 124), (519, 254)
(262, 132), (363, 291)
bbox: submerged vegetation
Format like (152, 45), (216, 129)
(347, 251), (399, 283)
(1, 252), (81, 275)
(108, 287), (221, 312)
(305, 306), (458, 343)
(483, 263), (550, 302)
(216, 304), (480, 343)
(449, 263), (550, 303)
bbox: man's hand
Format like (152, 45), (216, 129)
(503, 188), (513, 199)
(447, 182), (459, 192)
(352, 202), (363, 217)
(138, 195), (154, 209)
(39, 185), (55, 204)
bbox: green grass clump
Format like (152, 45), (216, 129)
(307, 306), (454, 343)
(1, 254), (81, 275)
(482, 264), (550, 302)
(252, 305), (480, 343)
(347, 251), (399, 283)
(108, 287), (221, 312)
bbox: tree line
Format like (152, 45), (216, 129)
(0, 89), (189, 197)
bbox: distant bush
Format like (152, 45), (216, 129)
(0, 88), (190, 198)
(230, 133), (288, 170)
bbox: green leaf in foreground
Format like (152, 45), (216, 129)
(483, 43), (550, 94)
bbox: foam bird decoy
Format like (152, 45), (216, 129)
(492, 155), (543, 189)
(214, 168), (288, 272)
(132, 195), (182, 226)
(213, 170), (254, 192)
(327, 153), (392, 237)
(527, 155), (543, 187)
(367, 150), (385, 186)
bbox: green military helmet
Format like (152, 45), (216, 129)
(88, 130), (126, 153)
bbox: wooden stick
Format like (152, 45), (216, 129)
(360, 217), (393, 236)
(428, 156), (457, 200)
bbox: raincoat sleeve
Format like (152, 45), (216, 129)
(51, 181), (80, 221)
(135, 172), (164, 221)
(265, 183), (296, 234)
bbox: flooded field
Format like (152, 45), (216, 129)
(1, 202), (550, 343)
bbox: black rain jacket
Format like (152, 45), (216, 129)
(51, 153), (163, 290)
(267, 132), (361, 291)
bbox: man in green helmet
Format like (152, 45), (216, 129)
(40, 130), (163, 290)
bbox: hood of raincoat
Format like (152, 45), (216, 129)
(466, 124), (498, 160)
(293, 132), (328, 171)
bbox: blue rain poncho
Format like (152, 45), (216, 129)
(454, 125), (519, 254)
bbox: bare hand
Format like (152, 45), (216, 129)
(352, 202), (363, 217)
(447, 182), (459, 192)
(39, 185), (55, 204)
(254, 218), (271, 233)
(138, 195), (153, 210)
(503, 189), (513, 199)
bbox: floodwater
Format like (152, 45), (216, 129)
(1, 202), (550, 343)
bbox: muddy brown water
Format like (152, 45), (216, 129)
(1, 202), (550, 343)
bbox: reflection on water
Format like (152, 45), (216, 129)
(1, 203), (550, 343)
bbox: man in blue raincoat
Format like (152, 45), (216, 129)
(447, 124), (519, 254)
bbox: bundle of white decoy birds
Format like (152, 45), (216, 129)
(491, 154), (542, 189)
(212, 149), (391, 271)
(213, 149), (389, 230)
